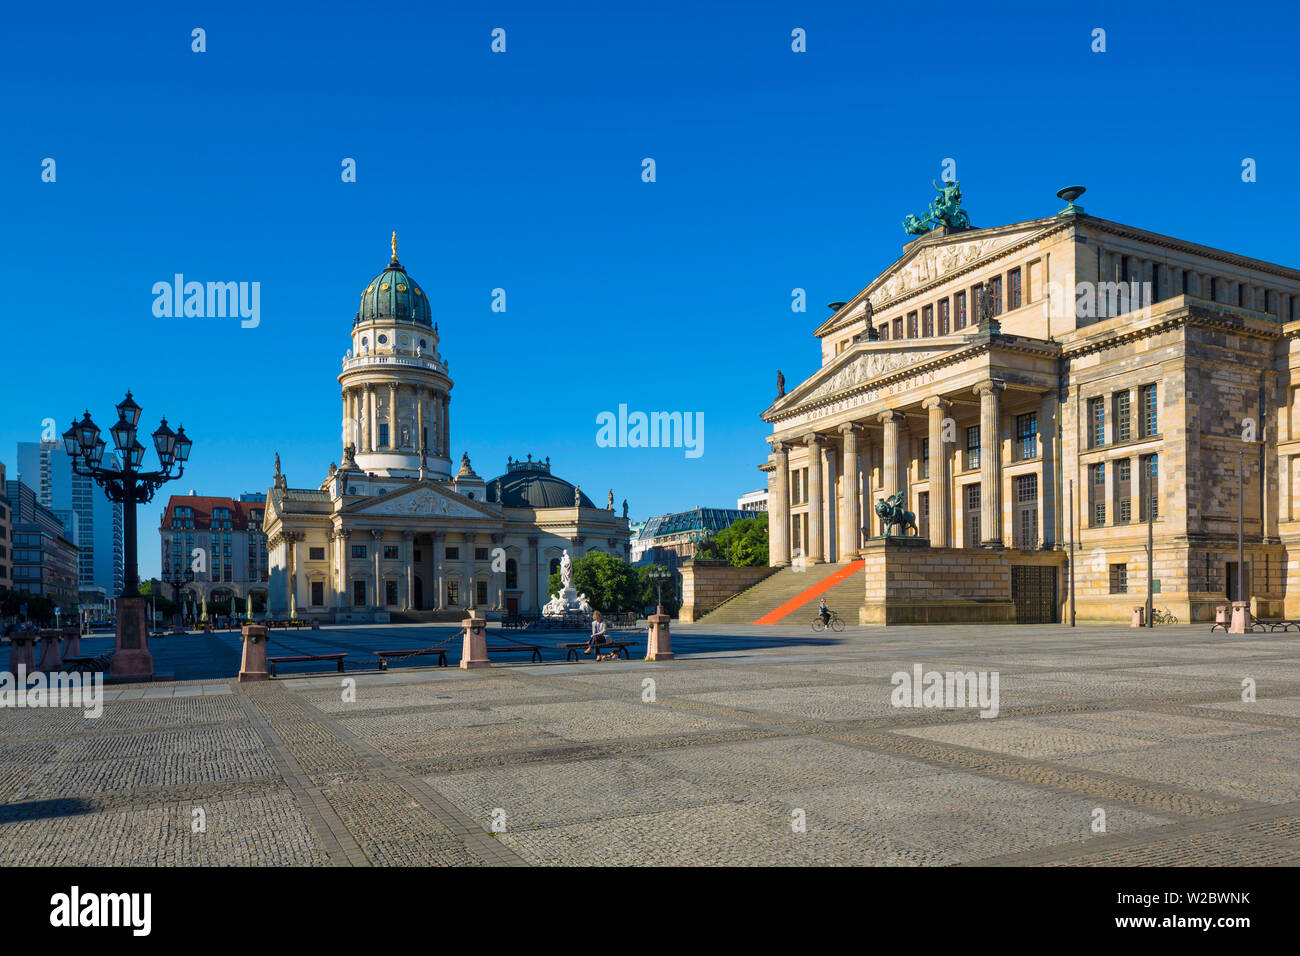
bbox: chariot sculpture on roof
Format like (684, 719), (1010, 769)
(903, 179), (972, 235)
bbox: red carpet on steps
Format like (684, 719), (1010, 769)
(751, 560), (865, 625)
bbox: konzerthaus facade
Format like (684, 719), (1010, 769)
(261, 239), (630, 622)
(761, 186), (1300, 623)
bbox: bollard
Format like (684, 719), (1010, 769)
(1214, 604), (1229, 629)
(8, 630), (37, 676)
(37, 629), (63, 672)
(460, 616), (490, 669)
(1228, 601), (1250, 635)
(110, 595), (155, 683)
(238, 624), (270, 681)
(61, 626), (82, 659)
(645, 612), (674, 661)
(1130, 606), (1144, 628)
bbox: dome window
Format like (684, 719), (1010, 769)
(378, 334), (388, 344)
(397, 284), (407, 292)
(360, 337), (368, 347)
(419, 339), (427, 348)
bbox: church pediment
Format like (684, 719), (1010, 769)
(769, 340), (964, 416)
(343, 482), (495, 519)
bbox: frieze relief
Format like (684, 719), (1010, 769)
(867, 232), (1029, 309)
(802, 348), (946, 405)
(354, 487), (480, 518)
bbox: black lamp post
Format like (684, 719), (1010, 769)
(63, 391), (191, 680)
(163, 565), (195, 633)
(647, 564), (671, 614)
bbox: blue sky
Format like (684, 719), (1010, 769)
(2, 0), (1297, 583)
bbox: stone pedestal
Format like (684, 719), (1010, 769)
(37, 630), (63, 672)
(238, 625), (270, 682)
(110, 596), (154, 683)
(1131, 606), (1144, 628)
(1229, 600), (1250, 635)
(60, 627), (82, 659)
(645, 612), (674, 661)
(8, 633), (36, 676)
(1214, 604), (1229, 629)
(460, 616), (490, 669)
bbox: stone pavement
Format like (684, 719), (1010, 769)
(2, 621), (1300, 865)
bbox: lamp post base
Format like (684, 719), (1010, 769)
(110, 596), (155, 682)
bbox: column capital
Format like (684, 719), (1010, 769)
(771, 440), (790, 455)
(370, 529), (383, 540)
(921, 396), (951, 411)
(877, 410), (905, 425)
(837, 421), (863, 437)
(803, 432), (823, 448)
(973, 379), (1006, 398)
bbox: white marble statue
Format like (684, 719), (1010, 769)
(560, 550), (573, 590)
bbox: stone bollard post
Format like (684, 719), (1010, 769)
(1214, 604), (1229, 629)
(460, 616), (490, 669)
(61, 626), (82, 659)
(110, 595), (155, 683)
(9, 630), (37, 675)
(1228, 601), (1250, 635)
(1130, 606), (1144, 628)
(645, 611), (674, 661)
(37, 629), (63, 672)
(238, 624), (270, 682)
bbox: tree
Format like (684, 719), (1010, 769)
(546, 551), (644, 613)
(634, 564), (680, 615)
(694, 515), (769, 567)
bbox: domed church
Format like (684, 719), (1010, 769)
(261, 236), (630, 622)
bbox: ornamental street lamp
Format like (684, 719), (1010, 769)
(163, 565), (195, 634)
(63, 391), (192, 681)
(647, 564), (671, 614)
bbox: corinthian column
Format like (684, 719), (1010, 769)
(879, 411), (904, 502)
(367, 385), (378, 453)
(838, 423), (861, 558)
(770, 441), (791, 566)
(388, 382), (398, 449)
(923, 396), (951, 546)
(974, 380), (1006, 547)
(805, 433), (823, 564)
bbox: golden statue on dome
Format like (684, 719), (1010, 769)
(391, 231), (398, 261)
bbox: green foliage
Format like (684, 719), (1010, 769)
(547, 551), (646, 614)
(634, 564), (680, 615)
(0, 588), (58, 624)
(694, 515), (769, 567)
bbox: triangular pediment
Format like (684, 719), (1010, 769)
(343, 481), (495, 519)
(816, 218), (1063, 336)
(766, 338), (969, 418)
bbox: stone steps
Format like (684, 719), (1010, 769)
(699, 562), (866, 625)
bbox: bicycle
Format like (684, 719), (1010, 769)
(811, 611), (845, 633)
(1151, 607), (1178, 625)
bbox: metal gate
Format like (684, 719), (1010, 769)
(1011, 565), (1058, 624)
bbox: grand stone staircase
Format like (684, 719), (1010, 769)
(697, 560), (868, 626)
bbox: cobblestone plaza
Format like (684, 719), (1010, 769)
(3, 622), (1299, 866)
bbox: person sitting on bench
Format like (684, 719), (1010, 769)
(584, 611), (612, 659)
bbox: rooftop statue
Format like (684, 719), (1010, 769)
(903, 180), (971, 235)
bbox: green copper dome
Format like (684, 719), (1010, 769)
(356, 256), (432, 327)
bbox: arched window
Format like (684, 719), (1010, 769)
(505, 559), (518, 589)
(549, 558), (561, 576)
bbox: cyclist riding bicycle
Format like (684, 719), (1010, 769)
(818, 599), (831, 627)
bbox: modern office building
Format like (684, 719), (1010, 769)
(15, 440), (124, 598)
(737, 489), (769, 512)
(5, 479), (80, 607)
(0, 462), (12, 592)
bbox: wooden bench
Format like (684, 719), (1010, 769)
(556, 639), (636, 662)
(267, 653), (347, 676)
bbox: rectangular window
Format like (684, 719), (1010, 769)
(309, 546), (325, 561)
(965, 425), (981, 470)
(907, 311), (918, 338)
(1088, 397), (1106, 448)
(922, 305), (934, 337)
(879, 324), (889, 340)
(351, 544), (366, 559)
(311, 581), (324, 606)
(475, 547), (490, 561)
(476, 580), (488, 606)
(965, 484), (981, 546)
(1114, 391), (1131, 443)
(378, 423), (389, 447)
(1015, 473), (1039, 549)
(353, 580), (366, 606)
(989, 275), (1003, 315)
(383, 545), (399, 559)
(1116, 458), (1132, 523)
(1109, 564), (1127, 594)
(920, 438), (930, 479)
(1140, 454), (1159, 520)
(955, 291), (967, 329)
(917, 491), (930, 538)
(892, 317), (903, 339)
(1015, 413), (1038, 460)
(447, 581), (459, 606)
(385, 580), (398, 606)
(1140, 384), (1158, 437)
(445, 547), (459, 561)
(938, 298), (950, 335)
(1089, 463), (1106, 527)
(1007, 268), (1022, 310)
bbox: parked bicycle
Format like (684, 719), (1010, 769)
(811, 611), (845, 633)
(1151, 607), (1178, 625)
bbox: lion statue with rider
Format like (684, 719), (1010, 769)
(873, 492), (919, 537)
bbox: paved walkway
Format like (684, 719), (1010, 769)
(2, 622), (1299, 865)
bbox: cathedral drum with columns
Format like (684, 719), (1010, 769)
(762, 185), (1300, 625)
(261, 237), (630, 623)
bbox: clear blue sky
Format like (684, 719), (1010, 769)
(2, 0), (1296, 583)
